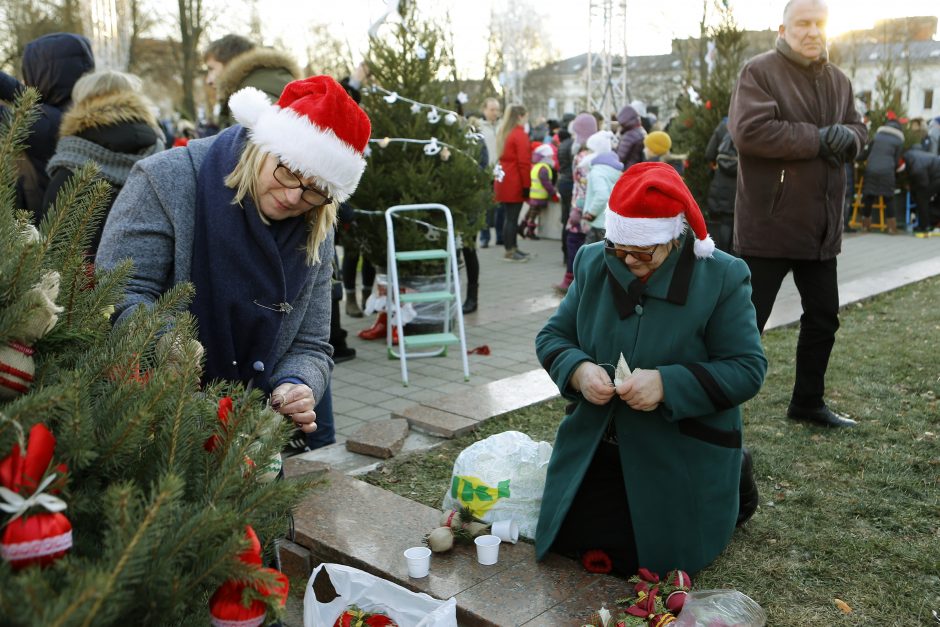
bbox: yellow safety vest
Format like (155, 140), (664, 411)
(529, 162), (551, 200)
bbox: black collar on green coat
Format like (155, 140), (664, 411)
(604, 235), (695, 319)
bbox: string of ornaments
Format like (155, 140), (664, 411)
(365, 85), (486, 164)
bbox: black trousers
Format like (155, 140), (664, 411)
(501, 202), (524, 251)
(552, 441), (639, 576)
(744, 256), (840, 408)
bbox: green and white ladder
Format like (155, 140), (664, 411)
(384, 203), (470, 386)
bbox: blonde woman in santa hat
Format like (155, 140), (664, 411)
(97, 76), (370, 447)
(535, 162), (767, 576)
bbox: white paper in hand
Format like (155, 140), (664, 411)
(613, 353), (632, 387)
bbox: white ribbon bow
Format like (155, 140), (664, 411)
(0, 474), (67, 522)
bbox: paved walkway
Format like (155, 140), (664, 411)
(330, 231), (940, 443)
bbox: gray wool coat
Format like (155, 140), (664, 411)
(96, 135), (334, 398)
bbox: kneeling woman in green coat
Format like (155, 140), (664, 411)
(535, 162), (767, 576)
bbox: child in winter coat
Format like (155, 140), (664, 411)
(522, 144), (557, 239)
(582, 150), (624, 244)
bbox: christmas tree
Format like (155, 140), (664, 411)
(0, 90), (308, 625)
(349, 1), (492, 274)
(672, 2), (747, 209)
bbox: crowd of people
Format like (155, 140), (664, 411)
(4, 0), (940, 581)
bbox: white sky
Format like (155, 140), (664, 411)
(214, 0), (940, 78)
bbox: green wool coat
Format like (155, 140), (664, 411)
(534, 236), (767, 575)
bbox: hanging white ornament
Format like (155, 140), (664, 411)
(457, 92), (469, 105)
(383, 91), (399, 104)
(493, 163), (505, 183)
(415, 44), (427, 60)
(363, 145), (372, 158)
(443, 112), (457, 126)
(440, 147), (451, 161)
(410, 102), (422, 114)
(427, 107), (441, 124)
(423, 138), (442, 156)
(378, 137), (391, 148)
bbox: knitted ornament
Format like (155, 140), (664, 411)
(665, 590), (688, 614)
(229, 75), (372, 203)
(0, 271), (63, 399)
(334, 605), (398, 626)
(0, 423), (71, 569)
(604, 161), (715, 259)
(643, 131), (672, 157)
(664, 569), (692, 592)
(625, 586), (660, 622)
(650, 612), (676, 626)
(209, 526), (289, 627)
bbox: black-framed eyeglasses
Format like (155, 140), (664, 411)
(273, 163), (333, 207)
(604, 240), (659, 262)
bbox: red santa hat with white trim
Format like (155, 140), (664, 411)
(229, 75), (371, 203)
(604, 161), (715, 259)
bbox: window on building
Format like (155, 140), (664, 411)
(925, 89), (934, 110)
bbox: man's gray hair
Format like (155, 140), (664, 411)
(782, 0), (828, 23)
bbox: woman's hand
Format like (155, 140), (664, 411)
(271, 382), (318, 433)
(615, 368), (664, 411)
(571, 362), (616, 406)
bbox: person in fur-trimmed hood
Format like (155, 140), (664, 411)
(41, 70), (165, 255)
(205, 34), (302, 129)
(859, 118), (905, 233)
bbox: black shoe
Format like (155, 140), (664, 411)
(462, 297), (477, 314)
(737, 448), (758, 527)
(333, 345), (357, 363)
(480, 240), (489, 248)
(787, 403), (857, 428)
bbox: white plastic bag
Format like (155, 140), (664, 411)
(673, 589), (767, 627)
(304, 563), (457, 627)
(441, 431), (552, 539)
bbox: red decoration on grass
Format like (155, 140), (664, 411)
(0, 423), (72, 569)
(582, 549), (614, 574)
(625, 586), (660, 621)
(665, 590), (688, 614)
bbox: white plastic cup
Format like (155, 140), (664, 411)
(474, 534), (501, 565)
(404, 546), (431, 578)
(491, 519), (519, 544)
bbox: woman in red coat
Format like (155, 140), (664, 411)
(495, 104), (533, 261)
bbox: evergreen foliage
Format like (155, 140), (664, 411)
(0, 89), (310, 626)
(672, 2), (747, 211)
(349, 1), (492, 275)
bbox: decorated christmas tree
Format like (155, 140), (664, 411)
(0, 90), (307, 625)
(349, 0), (492, 273)
(672, 2), (747, 209)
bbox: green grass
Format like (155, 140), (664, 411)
(362, 276), (940, 625)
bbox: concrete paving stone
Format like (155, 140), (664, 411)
(345, 404), (390, 422)
(395, 404), (481, 438)
(399, 430), (449, 454)
(332, 397), (366, 414)
(282, 455), (330, 480)
(421, 369), (558, 421)
(377, 396), (423, 413)
(276, 539), (312, 580)
(347, 388), (396, 405)
(345, 418), (410, 459)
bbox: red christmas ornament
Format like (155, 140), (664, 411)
(666, 569), (692, 591)
(209, 525), (289, 627)
(886, 110), (897, 121)
(634, 581), (650, 595)
(204, 396), (234, 452)
(334, 605), (398, 626)
(636, 567), (660, 583)
(625, 586), (660, 621)
(581, 549), (613, 574)
(665, 590), (688, 614)
(651, 612), (677, 626)
(0, 423), (72, 569)
(705, 100), (713, 110)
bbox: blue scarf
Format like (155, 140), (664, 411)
(189, 126), (309, 391)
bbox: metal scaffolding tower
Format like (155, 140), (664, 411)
(586, 0), (629, 116)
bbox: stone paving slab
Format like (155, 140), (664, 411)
(292, 471), (627, 626)
(345, 418), (409, 459)
(419, 369), (558, 421)
(395, 404), (481, 438)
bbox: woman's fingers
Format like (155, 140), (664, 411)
(290, 410), (318, 433)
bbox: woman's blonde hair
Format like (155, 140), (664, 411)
(496, 104), (527, 157)
(224, 141), (336, 265)
(71, 70), (143, 105)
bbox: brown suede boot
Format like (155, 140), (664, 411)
(886, 218), (898, 234)
(861, 217), (871, 232)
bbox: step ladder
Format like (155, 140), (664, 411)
(384, 203), (470, 386)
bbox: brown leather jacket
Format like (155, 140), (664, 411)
(729, 40), (867, 260)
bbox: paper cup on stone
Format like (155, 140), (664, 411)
(404, 546), (431, 578)
(491, 519), (519, 544)
(474, 534), (501, 565)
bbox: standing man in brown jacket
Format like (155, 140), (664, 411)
(729, 0), (866, 428)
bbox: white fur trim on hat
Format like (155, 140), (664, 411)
(604, 211), (685, 247)
(229, 87), (367, 203)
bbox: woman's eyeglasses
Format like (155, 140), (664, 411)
(604, 240), (659, 262)
(273, 163), (333, 207)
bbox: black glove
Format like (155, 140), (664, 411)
(819, 125), (855, 165)
(521, 187), (530, 200)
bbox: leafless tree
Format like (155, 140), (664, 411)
(304, 23), (353, 80)
(486, 2), (556, 105)
(0, 0), (79, 75)
(177, 0), (205, 119)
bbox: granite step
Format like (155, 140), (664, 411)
(288, 471), (628, 626)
